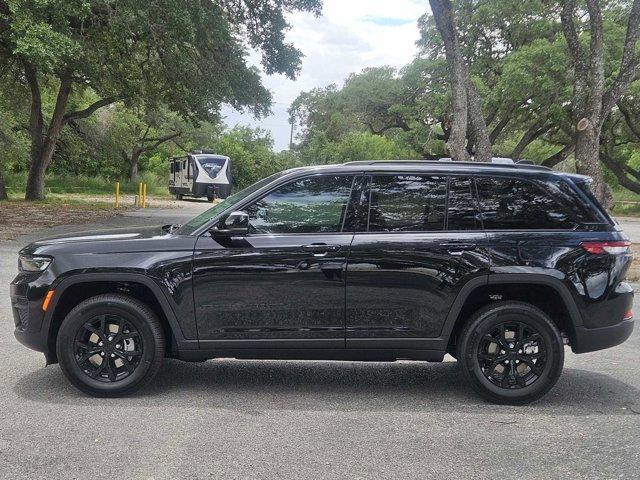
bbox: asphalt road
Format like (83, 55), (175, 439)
(0, 202), (638, 479)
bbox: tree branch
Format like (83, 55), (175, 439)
(618, 100), (640, 141)
(602, 0), (640, 118)
(22, 61), (43, 151)
(511, 122), (551, 160)
(601, 150), (640, 194)
(560, 0), (587, 73)
(489, 113), (512, 143)
(541, 143), (575, 168)
(62, 96), (120, 124)
(140, 132), (182, 152)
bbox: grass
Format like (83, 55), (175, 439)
(4, 172), (172, 198)
(612, 188), (640, 216)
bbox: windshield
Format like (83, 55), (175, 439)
(197, 156), (227, 178)
(176, 171), (288, 235)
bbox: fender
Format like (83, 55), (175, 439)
(45, 272), (198, 351)
(440, 273), (585, 346)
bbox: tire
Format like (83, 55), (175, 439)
(207, 195), (215, 202)
(457, 301), (564, 405)
(56, 294), (165, 397)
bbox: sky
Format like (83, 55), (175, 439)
(221, 0), (428, 151)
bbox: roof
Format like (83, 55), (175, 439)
(341, 158), (551, 172)
(277, 158), (567, 179)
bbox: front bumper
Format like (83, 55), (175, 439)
(10, 278), (51, 356)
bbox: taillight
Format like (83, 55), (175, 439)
(580, 241), (631, 255)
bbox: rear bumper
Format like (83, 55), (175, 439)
(571, 319), (635, 353)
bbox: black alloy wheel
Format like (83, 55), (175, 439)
(73, 314), (144, 383)
(477, 321), (546, 389)
(57, 294), (165, 397)
(458, 301), (564, 405)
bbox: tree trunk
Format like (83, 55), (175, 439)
(25, 156), (47, 201)
(575, 124), (613, 208)
(128, 152), (141, 182)
(0, 168), (8, 201)
(560, 0), (640, 206)
(24, 70), (72, 201)
(466, 79), (491, 162)
(429, 0), (470, 161)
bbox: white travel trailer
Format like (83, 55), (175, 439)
(169, 152), (232, 201)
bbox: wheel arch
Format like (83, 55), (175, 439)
(45, 273), (197, 363)
(443, 274), (583, 352)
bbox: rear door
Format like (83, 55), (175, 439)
(345, 173), (490, 350)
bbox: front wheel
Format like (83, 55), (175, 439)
(56, 294), (165, 397)
(457, 301), (564, 405)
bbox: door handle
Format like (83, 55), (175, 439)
(301, 243), (341, 256)
(440, 243), (477, 255)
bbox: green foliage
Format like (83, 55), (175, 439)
(4, 170), (167, 196)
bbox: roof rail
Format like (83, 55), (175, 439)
(342, 159), (551, 171)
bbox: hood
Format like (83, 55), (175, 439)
(19, 225), (188, 257)
(30, 225), (167, 245)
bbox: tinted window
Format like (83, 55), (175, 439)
(368, 175), (446, 232)
(246, 175), (354, 234)
(476, 177), (589, 230)
(447, 177), (481, 230)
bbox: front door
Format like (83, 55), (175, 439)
(346, 174), (490, 350)
(193, 174), (359, 349)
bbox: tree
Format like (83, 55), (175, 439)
(560, 0), (640, 207)
(427, 0), (491, 161)
(0, 0), (321, 200)
(91, 106), (185, 181)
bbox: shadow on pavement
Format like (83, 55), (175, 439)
(13, 359), (640, 416)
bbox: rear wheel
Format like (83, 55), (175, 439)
(457, 301), (564, 405)
(56, 294), (165, 397)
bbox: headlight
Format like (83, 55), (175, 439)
(18, 255), (53, 272)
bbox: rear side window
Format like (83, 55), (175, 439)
(476, 177), (594, 230)
(447, 177), (481, 230)
(368, 175), (447, 232)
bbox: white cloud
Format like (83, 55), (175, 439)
(222, 0), (428, 151)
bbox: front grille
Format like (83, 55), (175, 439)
(11, 297), (29, 331)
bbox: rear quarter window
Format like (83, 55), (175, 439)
(476, 177), (598, 230)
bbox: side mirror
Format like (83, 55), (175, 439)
(211, 211), (249, 237)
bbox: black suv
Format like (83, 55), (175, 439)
(10, 159), (635, 404)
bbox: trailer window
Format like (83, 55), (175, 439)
(198, 156), (227, 179)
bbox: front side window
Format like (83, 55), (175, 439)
(476, 177), (586, 230)
(246, 175), (354, 234)
(368, 175), (447, 232)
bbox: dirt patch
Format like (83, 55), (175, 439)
(0, 199), (127, 241)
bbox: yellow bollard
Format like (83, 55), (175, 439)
(115, 182), (120, 208)
(143, 183), (147, 209)
(138, 182), (143, 207)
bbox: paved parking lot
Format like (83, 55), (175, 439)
(0, 203), (638, 479)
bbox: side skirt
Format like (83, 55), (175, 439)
(177, 348), (446, 363)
